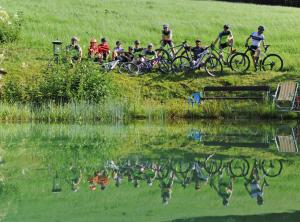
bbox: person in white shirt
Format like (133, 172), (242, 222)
(245, 26), (266, 68)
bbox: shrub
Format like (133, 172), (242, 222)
(0, 7), (23, 44)
(2, 60), (114, 104)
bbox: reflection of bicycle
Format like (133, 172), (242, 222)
(229, 45), (283, 72)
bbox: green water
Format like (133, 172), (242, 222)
(0, 121), (300, 222)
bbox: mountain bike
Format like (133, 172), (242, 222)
(171, 45), (223, 77)
(229, 45), (283, 72)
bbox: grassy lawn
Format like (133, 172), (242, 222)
(0, 0), (300, 121)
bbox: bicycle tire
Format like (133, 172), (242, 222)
(262, 159), (283, 177)
(204, 55), (223, 77)
(204, 158), (222, 175)
(158, 57), (172, 74)
(229, 52), (250, 72)
(171, 56), (191, 74)
(156, 48), (172, 62)
(262, 54), (283, 72)
(229, 158), (249, 177)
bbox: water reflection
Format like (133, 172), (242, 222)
(51, 156), (283, 206)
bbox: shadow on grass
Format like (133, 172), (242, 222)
(169, 210), (300, 222)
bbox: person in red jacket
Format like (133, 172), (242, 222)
(88, 39), (98, 61)
(98, 37), (110, 63)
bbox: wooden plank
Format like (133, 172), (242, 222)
(277, 81), (297, 101)
(204, 85), (270, 92)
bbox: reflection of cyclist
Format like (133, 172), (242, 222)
(210, 170), (233, 206)
(132, 164), (144, 188)
(245, 25), (266, 68)
(192, 162), (208, 191)
(159, 172), (175, 205)
(244, 166), (267, 205)
(70, 166), (82, 192)
(144, 163), (158, 187)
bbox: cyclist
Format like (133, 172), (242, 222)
(245, 25), (266, 69)
(66, 36), (82, 63)
(143, 43), (157, 60)
(244, 165), (267, 205)
(161, 24), (176, 56)
(98, 37), (110, 63)
(210, 170), (233, 206)
(213, 24), (234, 54)
(118, 46), (134, 62)
(133, 40), (144, 55)
(112, 40), (124, 60)
(88, 38), (98, 61)
(69, 166), (82, 192)
(191, 39), (206, 66)
(96, 170), (110, 191)
(159, 171), (175, 205)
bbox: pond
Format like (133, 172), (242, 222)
(0, 120), (299, 222)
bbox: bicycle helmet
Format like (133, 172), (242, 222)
(258, 25), (265, 31)
(128, 46), (133, 50)
(195, 39), (201, 43)
(116, 40), (121, 45)
(163, 24), (169, 29)
(223, 24), (230, 29)
(71, 36), (78, 42)
(90, 38), (97, 43)
(134, 40), (140, 44)
(148, 43), (153, 48)
(101, 37), (106, 42)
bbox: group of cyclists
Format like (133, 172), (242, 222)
(55, 156), (281, 206)
(66, 24), (267, 69)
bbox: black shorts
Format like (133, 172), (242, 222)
(161, 40), (173, 47)
(249, 45), (258, 54)
(219, 42), (229, 49)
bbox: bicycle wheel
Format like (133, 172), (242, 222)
(262, 54), (283, 72)
(171, 56), (191, 74)
(229, 158), (249, 177)
(119, 62), (139, 75)
(138, 62), (151, 75)
(229, 53), (250, 72)
(156, 48), (172, 62)
(204, 158), (222, 174)
(262, 159), (283, 177)
(158, 56), (172, 74)
(205, 55), (223, 77)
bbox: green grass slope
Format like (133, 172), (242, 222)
(1, 0), (300, 120)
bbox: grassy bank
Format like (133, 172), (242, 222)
(1, 0), (300, 121)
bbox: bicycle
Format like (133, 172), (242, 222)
(156, 41), (192, 62)
(210, 44), (236, 67)
(171, 45), (223, 77)
(229, 45), (283, 72)
(100, 60), (139, 75)
(136, 55), (170, 75)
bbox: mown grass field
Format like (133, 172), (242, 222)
(1, 0), (300, 121)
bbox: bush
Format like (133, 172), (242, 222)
(0, 7), (23, 44)
(1, 60), (114, 104)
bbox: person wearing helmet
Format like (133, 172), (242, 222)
(133, 40), (144, 56)
(66, 36), (82, 63)
(143, 43), (157, 60)
(191, 39), (206, 61)
(159, 171), (175, 205)
(244, 164), (267, 206)
(161, 24), (175, 56)
(245, 26), (266, 68)
(112, 40), (124, 60)
(88, 38), (98, 61)
(97, 37), (110, 63)
(118, 46), (135, 62)
(210, 168), (233, 207)
(213, 24), (234, 54)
